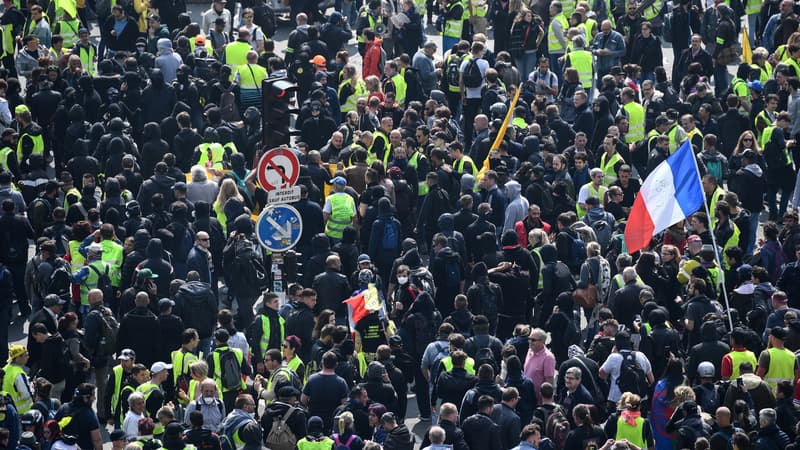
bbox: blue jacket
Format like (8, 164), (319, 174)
(591, 30), (626, 73)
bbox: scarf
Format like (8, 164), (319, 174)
(621, 409), (641, 427)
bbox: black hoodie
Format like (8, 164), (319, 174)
(590, 96), (614, 151)
(138, 238), (173, 298)
(141, 69), (177, 124)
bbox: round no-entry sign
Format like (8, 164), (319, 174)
(257, 147), (300, 191)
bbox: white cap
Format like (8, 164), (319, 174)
(150, 362), (173, 373)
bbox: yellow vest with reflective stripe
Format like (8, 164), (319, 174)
(760, 125), (794, 169)
(339, 78), (366, 113)
(561, 0), (576, 17)
(357, 12), (384, 43)
(764, 347), (795, 392)
(1, 24), (14, 58)
(548, 14), (569, 54)
(136, 382), (161, 415)
(110, 365), (125, 414)
(667, 124), (683, 154)
(585, 18), (598, 38)
(68, 240), (85, 268)
(286, 355), (305, 384)
(325, 193), (356, 239)
(100, 240), (123, 287)
(390, 73), (407, 106)
(408, 151), (430, 196)
(211, 346), (245, 392)
(224, 41), (251, 67)
(444, 1), (464, 38)
(237, 63), (267, 90)
(567, 49), (593, 89)
(624, 102), (645, 143)
(745, 0), (760, 15)
(171, 349), (199, 387)
(468, 0), (488, 17)
(259, 314), (285, 356)
(298, 437), (335, 450)
(576, 183), (607, 219)
(198, 143), (226, 170)
(78, 259), (112, 306)
(58, 18), (80, 48)
(2, 363), (32, 413)
(600, 152), (623, 185)
(441, 355), (476, 374)
(643, 0), (662, 20)
(727, 349), (757, 380)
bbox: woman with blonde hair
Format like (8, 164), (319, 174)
(338, 64), (367, 113)
(729, 130), (764, 173)
(364, 75), (384, 102)
(603, 393), (653, 450)
(213, 178), (243, 234)
(332, 411), (365, 450)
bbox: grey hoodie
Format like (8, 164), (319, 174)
(155, 38), (182, 83)
(503, 180), (529, 232)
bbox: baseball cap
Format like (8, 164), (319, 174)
(117, 348), (136, 360)
(771, 326), (788, 340)
(173, 181), (187, 192)
(1, 129), (17, 138)
(158, 298), (175, 311)
(137, 268), (159, 279)
(747, 80), (764, 93)
(309, 55), (327, 66)
(8, 344), (26, 361)
(44, 294), (67, 307)
(14, 104), (29, 115)
(330, 176), (347, 186)
(610, 66), (624, 75)
(150, 361), (173, 373)
(358, 254), (371, 264)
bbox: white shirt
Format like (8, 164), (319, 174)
(459, 57), (490, 99)
(201, 8), (232, 36)
(600, 351), (653, 402)
(122, 410), (146, 439)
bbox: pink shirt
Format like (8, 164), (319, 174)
(524, 347), (556, 401)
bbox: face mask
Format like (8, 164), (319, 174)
(397, 276), (408, 285)
(202, 396), (216, 405)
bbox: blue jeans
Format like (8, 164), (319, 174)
(714, 63), (730, 97)
(549, 53), (564, 85)
(198, 337), (213, 358)
(746, 209), (761, 256)
(748, 13), (758, 46)
(515, 51), (537, 81)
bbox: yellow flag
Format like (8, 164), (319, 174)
(742, 25), (752, 64)
(476, 85), (523, 182)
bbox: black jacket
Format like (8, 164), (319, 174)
(420, 419), (469, 450)
(137, 239), (174, 298)
(117, 306), (161, 367)
(462, 412), (502, 450)
(261, 401), (308, 443)
(312, 269), (351, 319)
(492, 403), (522, 450)
(285, 303), (315, 362)
(435, 368), (477, 407)
(383, 424), (414, 450)
(0, 212), (35, 264)
(136, 173), (176, 216)
(246, 306), (284, 364)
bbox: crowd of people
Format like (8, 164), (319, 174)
(2, 0), (800, 448)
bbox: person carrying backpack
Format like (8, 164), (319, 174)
(69, 243), (115, 317)
(332, 411), (365, 450)
(368, 197), (402, 287)
(222, 215), (268, 331)
(459, 41), (489, 151)
(599, 331), (655, 411)
(263, 386), (307, 450)
(582, 198), (616, 255)
(218, 393), (261, 450)
(206, 329), (252, 413)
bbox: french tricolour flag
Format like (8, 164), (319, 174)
(625, 141), (704, 254)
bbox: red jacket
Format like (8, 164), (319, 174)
(362, 38), (384, 80)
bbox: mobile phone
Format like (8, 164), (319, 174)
(736, 377), (743, 388)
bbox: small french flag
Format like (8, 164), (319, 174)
(625, 141), (704, 254)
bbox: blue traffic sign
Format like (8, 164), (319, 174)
(256, 204), (303, 252)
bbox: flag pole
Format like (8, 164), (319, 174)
(688, 143), (735, 330)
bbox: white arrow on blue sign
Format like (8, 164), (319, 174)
(255, 204), (303, 252)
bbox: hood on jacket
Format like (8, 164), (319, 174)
(378, 197), (391, 215)
(437, 213), (454, 233)
(104, 177), (122, 197)
(68, 104), (85, 122)
(506, 180), (521, 200)
(744, 163), (763, 177)
(108, 136), (125, 155)
(172, 101), (191, 117)
(233, 214), (254, 235)
(146, 238), (164, 260)
(150, 68), (166, 88)
(461, 173), (476, 192)
(143, 122), (162, 141)
(411, 291), (435, 315)
(701, 321), (719, 341)
(540, 244), (557, 263)
(586, 207), (612, 224)
(312, 233), (331, 253)
(593, 96), (610, 117)
(741, 372), (765, 390)
(157, 38), (173, 54)
(134, 229), (151, 251)
(402, 248), (422, 269)
(341, 226), (358, 244)
(476, 232), (497, 255)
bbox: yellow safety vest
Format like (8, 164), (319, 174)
(467, 0), (488, 17)
(224, 41), (251, 67)
(643, 0), (662, 20)
(727, 349), (757, 380)
(721, 222), (741, 268)
(0, 147), (14, 172)
(367, 131), (390, 165)
(237, 63), (267, 90)
(0, 24), (14, 58)
(752, 62), (773, 84)
(561, 0), (576, 17)
(136, 382), (161, 415)
(357, 12), (384, 43)
(338, 78), (366, 113)
(259, 314), (285, 356)
(745, 0), (760, 15)
(171, 349), (199, 387)
(615, 415), (646, 450)
(576, 183), (607, 219)
(443, 1), (464, 38)
(763, 347), (796, 392)
(189, 36), (214, 55)
(600, 152), (623, 185)
(298, 437), (335, 450)
(110, 365), (125, 415)
(390, 73), (407, 106)
(325, 193), (356, 239)
(68, 240), (85, 268)
(17, 130), (45, 162)
(100, 240), (123, 287)
(2, 363), (32, 413)
(286, 355), (305, 384)
(78, 260), (112, 306)
(211, 346), (245, 392)
(512, 116), (527, 129)
(57, 18), (80, 48)
(760, 125), (794, 169)
(667, 124), (683, 154)
(585, 18), (598, 38)
(408, 151), (430, 196)
(548, 14), (569, 54)
(453, 155), (475, 175)
(441, 355), (476, 374)
(623, 102), (645, 144)
(77, 44), (96, 76)
(213, 200), (228, 235)
(566, 49), (593, 90)
(197, 143), (226, 170)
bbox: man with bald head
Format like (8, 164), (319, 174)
(223, 27), (252, 66)
(187, 231), (212, 284)
(312, 255), (351, 320)
(709, 407), (738, 450)
(117, 291), (161, 367)
(591, 19), (625, 85)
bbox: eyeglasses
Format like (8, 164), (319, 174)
(198, 238), (210, 241)
(743, 138), (753, 142)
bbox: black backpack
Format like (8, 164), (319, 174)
(46, 258), (72, 299)
(88, 264), (114, 306)
(474, 346), (498, 373)
(462, 59), (483, 88)
(477, 282), (499, 319)
(218, 349), (243, 391)
(617, 350), (649, 397)
(230, 238), (267, 298)
(446, 54), (464, 89)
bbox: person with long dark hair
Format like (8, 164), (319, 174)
(651, 358), (687, 450)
